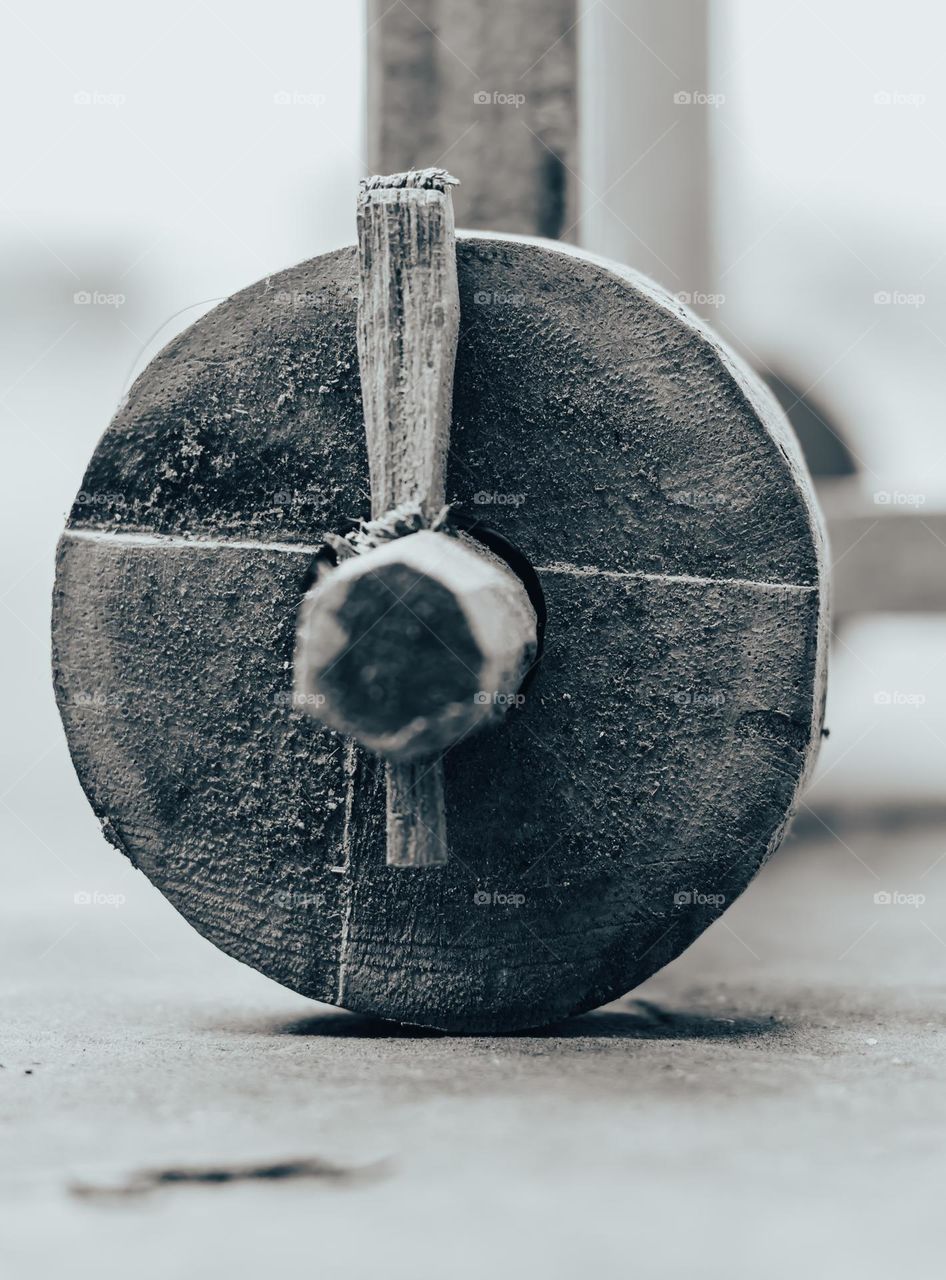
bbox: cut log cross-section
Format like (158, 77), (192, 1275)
(52, 201), (826, 1031)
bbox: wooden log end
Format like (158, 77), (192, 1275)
(294, 530), (537, 763)
(360, 168), (459, 195)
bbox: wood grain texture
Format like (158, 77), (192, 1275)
(385, 759), (447, 869)
(356, 171), (459, 520)
(351, 169), (462, 866)
(366, 0), (578, 240)
(52, 235), (826, 1031)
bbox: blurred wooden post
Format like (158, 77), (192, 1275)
(578, 0), (712, 294)
(366, 0), (709, 278)
(366, 0), (579, 239)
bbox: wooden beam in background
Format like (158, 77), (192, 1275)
(366, 0), (579, 239)
(824, 486), (946, 623)
(578, 0), (712, 294)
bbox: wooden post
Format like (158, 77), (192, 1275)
(577, 0), (712, 293)
(366, 0), (579, 239)
(294, 171), (537, 866)
(356, 169), (460, 520)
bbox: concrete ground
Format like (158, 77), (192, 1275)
(4, 797), (946, 1280)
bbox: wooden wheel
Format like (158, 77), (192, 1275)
(52, 227), (826, 1032)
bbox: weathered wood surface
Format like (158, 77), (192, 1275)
(52, 236), (826, 1031)
(295, 531), (537, 763)
(345, 168), (461, 865)
(355, 170), (459, 521)
(366, 0), (578, 240)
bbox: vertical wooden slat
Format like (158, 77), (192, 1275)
(578, 0), (711, 294)
(366, 0), (579, 239)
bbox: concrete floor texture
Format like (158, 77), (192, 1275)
(4, 798), (946, 1279)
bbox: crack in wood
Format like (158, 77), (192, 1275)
(62, 529), (817, 595)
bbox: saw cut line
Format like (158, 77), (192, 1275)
(63, 530), (815, 596)
(63, 527), (324, 558)
(533, 561), (818, 595)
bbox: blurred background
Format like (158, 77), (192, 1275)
(4, 3), (946, 1272)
